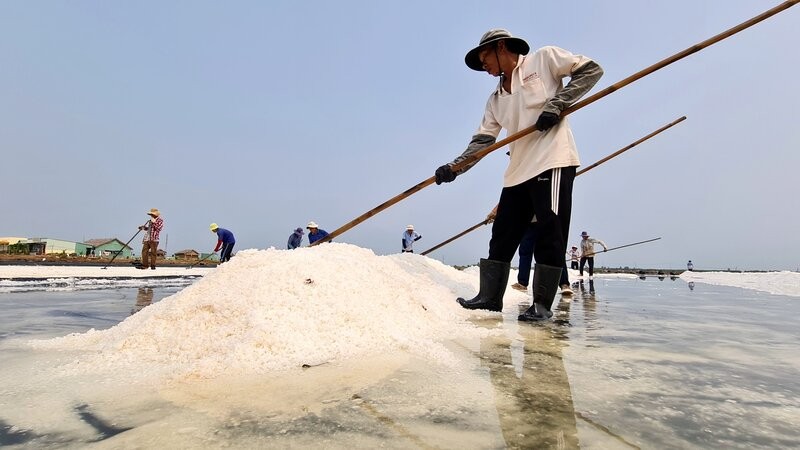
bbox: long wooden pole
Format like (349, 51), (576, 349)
(420, 220), (490, 256)
(594, 237), (662, 255)
(188, 250), (217, 269)
(312, 1), (798, 246)
(420, 116), (685, 255)
(101, 226), (143, 269)
(577, 116), (686, 176)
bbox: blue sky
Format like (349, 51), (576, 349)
(2, 1), (798, 271)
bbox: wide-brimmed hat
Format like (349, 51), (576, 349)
(465, 28), (530, 71)
(307, 221), (318, 229)
(295, 227), (304, 234)
(406, 224), (414, 231)
(147, 208), (160, 217)
(210, 223), (219, 231)
(571, 245), (578, 249)
(581, 231), (589, 237)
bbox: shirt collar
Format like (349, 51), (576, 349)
(494, 54), (526, 95)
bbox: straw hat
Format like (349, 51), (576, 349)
(307, 221), (319, 229)
(465, 28), (530, 71)
(147, 208), (160, 217)
(210, 223), (219, 231)
(406, 224), (414, 231)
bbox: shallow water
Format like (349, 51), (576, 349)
(0, 279), (797, 449)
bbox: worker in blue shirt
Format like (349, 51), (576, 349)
(210, 223), (236, 263)
(306, 221), (330, 244)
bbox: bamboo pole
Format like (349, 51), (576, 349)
(420, 220), (489, 256)
(587, 237), (662, 256)
(312, 1), (798, 246)
(101, 226), (144, 269)
(188, 250), (217, 269)
(420, 116), (685, 255)
(577, 116), (686, 176)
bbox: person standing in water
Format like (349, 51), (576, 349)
(434, 29), (602, 321)
(579, 231), (607, 280)
(568, 245), (580, 270)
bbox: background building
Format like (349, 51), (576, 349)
(84, 238), (133, 258)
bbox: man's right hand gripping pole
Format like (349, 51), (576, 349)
(434, 164), (457, 185)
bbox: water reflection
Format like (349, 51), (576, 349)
(476, 313), (579, 447)
(131, 287), (154, 315)
(575, 280), (598, 327)
(576, 279), (595, 296)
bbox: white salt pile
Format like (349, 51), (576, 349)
(30, 244), (495, 380)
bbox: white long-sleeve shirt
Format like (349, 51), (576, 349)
(580, 237), (607, 257)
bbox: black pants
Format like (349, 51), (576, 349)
(219, 242), (235, 262)
(489, 167), (576, 267)
(579, 256), (594, 276)
(517, 224), (570, 286)
(571, 260), (579, 270)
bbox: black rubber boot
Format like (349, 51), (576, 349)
(518, 264), (562, 321)
(457, 258), (510, 312)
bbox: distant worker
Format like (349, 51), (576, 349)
(288, 227), (304, 249)
(687, 260), (694, 271)
(568, 245), (580, 270)
(138, 208), (163, 270)
(210, 223), (236, 263)
(307, 221), (330, 245)
(579, 231), (607, 280)
(401, 225), (422, 253)
(511, 220), (572, 296)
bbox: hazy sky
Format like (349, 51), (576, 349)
(2, 1), (798, 271)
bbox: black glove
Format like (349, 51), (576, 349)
(435, 165), (456, 185)
(535, 111), (560, 132)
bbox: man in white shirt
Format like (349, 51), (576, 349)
(579, 231), (608, 280)
(401, 225), (422, 253)
(435, 29), (602, 321)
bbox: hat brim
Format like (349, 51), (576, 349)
(465, 36), (529, 71)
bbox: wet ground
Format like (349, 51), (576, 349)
(0, 278), (797, 449)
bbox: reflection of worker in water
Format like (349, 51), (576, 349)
(131, 287), (154, 315)
(578, 278), (595, 295)
(480, 317), (579, 447)
(576, 279), (597, 324)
